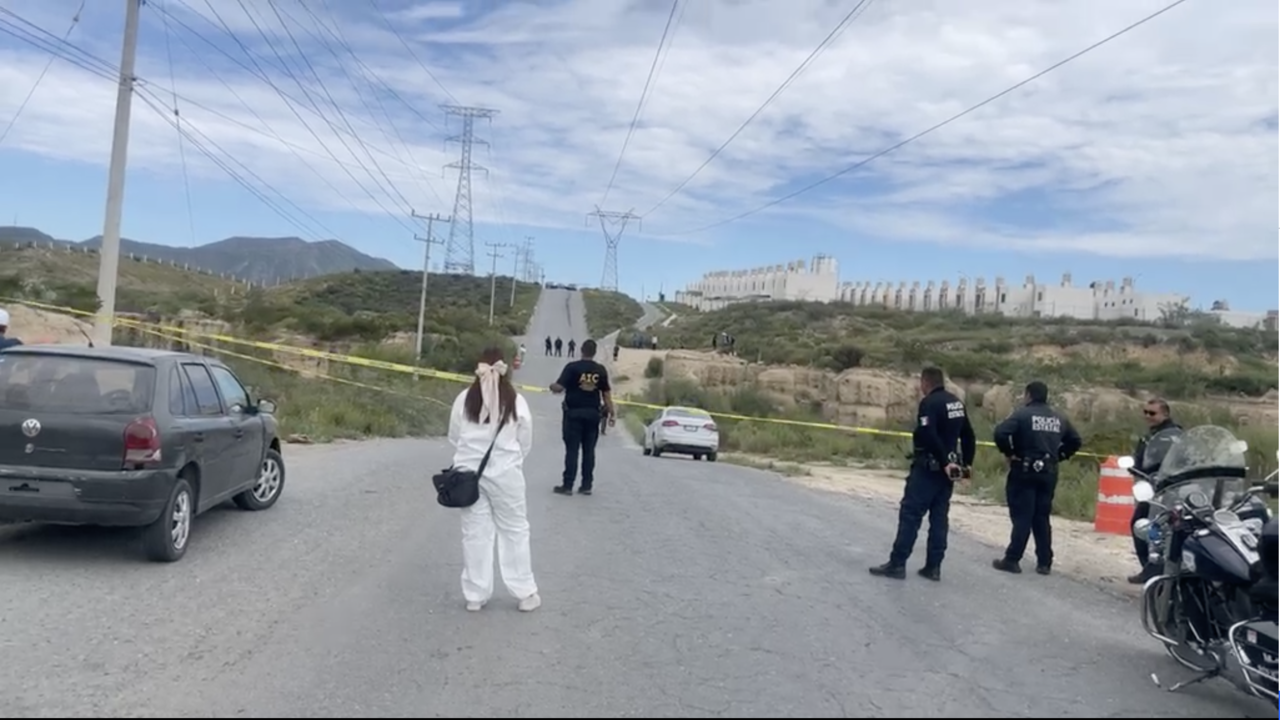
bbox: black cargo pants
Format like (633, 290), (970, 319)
(562, 408), (601, 491)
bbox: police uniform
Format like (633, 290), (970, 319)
(871, 385), (976, 580)
(992, 401), (1082, 573)
(1128, 420), (1182, 581)
(555, 358), (611, 494)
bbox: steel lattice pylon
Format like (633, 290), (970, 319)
(587, 207), (641, 292)
(442, 105), (498, 275)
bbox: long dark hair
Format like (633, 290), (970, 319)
(463, 346), (517, 425)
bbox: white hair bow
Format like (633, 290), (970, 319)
(475, 360), (509, 423)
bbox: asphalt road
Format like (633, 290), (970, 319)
(0, 288), (1269, 718)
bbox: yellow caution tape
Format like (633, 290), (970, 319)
(1, 297), (1110, 459)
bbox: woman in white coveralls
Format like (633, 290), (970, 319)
(448, 347), (541, 613)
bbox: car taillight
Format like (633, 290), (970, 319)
(704, 423), (718, 432)
(124, 416), (162, 466)
(661, 420), (680, 427)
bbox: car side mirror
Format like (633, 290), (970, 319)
(258, 399), (277, 415)
(1132, 480), (1155, 503)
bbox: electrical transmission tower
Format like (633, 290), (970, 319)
(441, 105), (499, 275)
(587, 207), (641, 292)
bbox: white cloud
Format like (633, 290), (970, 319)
(0, 0), (1274, 260)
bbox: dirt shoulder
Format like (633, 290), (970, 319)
(731, 454), (1143, 597)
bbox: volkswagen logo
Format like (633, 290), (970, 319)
(21, 418), (40, 438)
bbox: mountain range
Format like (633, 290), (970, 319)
(0, 226), (400, 283)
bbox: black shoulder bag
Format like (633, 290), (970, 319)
(433, 415), (507, 509)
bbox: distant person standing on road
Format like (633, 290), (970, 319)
(567, 339), (576, 358)
(550, 339), (613, 496)
(612, 343), (619, 362)
(870, 366), (976, 582)
(448, 347), (540, 614)
(554, 337), (563, 357)
(0, 309), (21, 350)
(991, 381), (1082, 576)
(544, 336), (552, 356)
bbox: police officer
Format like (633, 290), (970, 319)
(544, 336), (553, 356)
(991, 381), (1082, 576)
(554, 337), (563, 357)
(870, 366), (976, 581)
(1127, 398), (1182, 584)
(567, 339), (576, 358)
(0, 308), (21, 350)
(550, 339), (614, 496)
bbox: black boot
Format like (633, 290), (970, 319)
(869, 562), (906, 580)
(917, 566), (941, 582)
(553, 485), (573, 496)
(992, 558), (1022, 574)
(1127, 564), (1159, 585)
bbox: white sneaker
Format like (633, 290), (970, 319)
(517, 593), (542, 613)
(466, 601), (485, 612)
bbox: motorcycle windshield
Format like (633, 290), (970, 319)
(1149, 425), (1249, 510)
(1156, 425), (1247, 480)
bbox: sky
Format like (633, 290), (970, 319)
(0, 0), (1276, 311)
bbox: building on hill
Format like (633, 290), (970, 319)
(673, 255), (839, 311)
(838, 273), (1194, 322)
(839, 271), (1198, 319)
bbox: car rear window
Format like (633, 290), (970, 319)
(668, 409), (710, 420)
(0, 354), (155, 414)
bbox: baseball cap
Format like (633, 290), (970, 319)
(0, 308), (9, 326)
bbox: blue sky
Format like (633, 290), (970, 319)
(0, 0), (1276, 310)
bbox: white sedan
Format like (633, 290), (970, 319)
(643, 406), (720, 462)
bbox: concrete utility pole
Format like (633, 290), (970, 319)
(484, 241), (508, 326)
(92, 0), (143, 347)
(587, 206), (641, 292)
(411, 211), (450, 360)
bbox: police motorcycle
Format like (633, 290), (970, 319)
(1117, 425), (1279, 706)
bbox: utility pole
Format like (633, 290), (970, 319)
(411, 210), (449, 361)
(484, 241), (507, 326)
(587, 206), (641, 292)
(442, 105), (499, 275)
(92, 0), (143, 347)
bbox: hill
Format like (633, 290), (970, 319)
(655, 300), (1278, 399)
(0, 225), (399, 283)
(0, 243), (242, 317)
(581, 289), (644, 339)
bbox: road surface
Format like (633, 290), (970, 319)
(0, 289), (1269, 718)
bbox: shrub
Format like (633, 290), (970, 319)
(644, 356), (664, 378)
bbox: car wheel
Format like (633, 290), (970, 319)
(707, 452), (718, 462)
(643, 445), (652, 456)
(693, 454), (703, 461)
(652, 445), (662, 458)
(144, 477), (194, 563)
(234, 449), (286, 511)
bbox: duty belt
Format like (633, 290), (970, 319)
(1019, 455), (1055, 474)
(912, 450), (958, 473)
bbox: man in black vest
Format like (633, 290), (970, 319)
(870, 366), (976, 581)
(551, 339), (614, 496)
(991, 381), (1083, 576)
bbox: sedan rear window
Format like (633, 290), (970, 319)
(667, 409), (710, 420)
(0, 354), (155, 414)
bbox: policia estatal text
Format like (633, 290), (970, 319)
(550, 339), (614, 496)
(991, 381), (1082, 576)
(870, 367), (976, 581)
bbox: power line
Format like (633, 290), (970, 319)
(599, 0), (681, 207)
(157, 0), (199, 249)
(365, 0), (460, 105)
(642, 0), (876, 217)
(660, 0), (1195, 236)
(0, 1), (85, 146)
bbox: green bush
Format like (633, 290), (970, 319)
(644, 356), (664, 378)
